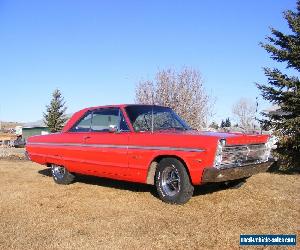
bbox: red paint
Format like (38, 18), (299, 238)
(26, 104), (269, 185)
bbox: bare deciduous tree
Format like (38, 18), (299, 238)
(135, 68), (213, 130)
(232, 98), (256, 129)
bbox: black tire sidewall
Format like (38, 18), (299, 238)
(51, 165), (74, 185)
(155, 158), (194, 204)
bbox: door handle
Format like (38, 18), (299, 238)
(84, 136), (91, 140)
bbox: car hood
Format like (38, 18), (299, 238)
(156, 130), (269, 145)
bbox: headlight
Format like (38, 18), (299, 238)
(214, 139), (226, 168)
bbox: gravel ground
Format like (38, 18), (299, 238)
(0, 147), (26, 160)
(0, 160), (299, 250)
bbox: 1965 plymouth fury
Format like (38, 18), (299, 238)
(26, 104), (274, 204)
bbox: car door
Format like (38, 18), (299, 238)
(61, 111), (94, 174)
(83, 107), (130, 178)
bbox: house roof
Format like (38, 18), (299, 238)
(23, 119), (47, 128)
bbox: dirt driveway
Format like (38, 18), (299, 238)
(0, 160), (299, 249)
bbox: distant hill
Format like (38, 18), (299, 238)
(23, 119), (46, 128)
(1, 114), (73, 130)
(23, 114), (73, 128)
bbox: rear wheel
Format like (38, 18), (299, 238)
(155, 158), (194, 204)
(51, 164), (75, 185)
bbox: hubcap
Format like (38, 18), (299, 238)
(52, 165), (65, 179)
(161, 165), (180, 196)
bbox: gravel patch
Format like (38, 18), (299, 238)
(0, 147), (26, 160)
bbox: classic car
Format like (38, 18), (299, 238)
(26, 104), (274, 204)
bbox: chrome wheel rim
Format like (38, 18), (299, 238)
(52, 165), (65, 179)
(161, 165), (180, 196)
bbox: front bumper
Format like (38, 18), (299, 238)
(201, 160), (274, 184)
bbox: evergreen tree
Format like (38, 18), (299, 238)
(220, 120), (225, 128)
(225, 118), (231, 127)
(44, 89), (68, 133)
(257, 1), (300, 170)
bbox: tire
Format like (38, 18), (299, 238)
(51, 164), (75, 185)
(155, 158), (194, 204)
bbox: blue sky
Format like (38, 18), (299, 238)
(0, 0), (296, 124)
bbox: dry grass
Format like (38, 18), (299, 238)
(0, 160), (299, 250)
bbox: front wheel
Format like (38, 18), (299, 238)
(51, 164), (75, 185)
(155, 158), (194, 204)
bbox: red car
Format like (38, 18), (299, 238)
(26, 104), (274, 204)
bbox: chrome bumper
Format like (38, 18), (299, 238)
(201, 160), (274, 184)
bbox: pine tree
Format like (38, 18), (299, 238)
(257, 1), (300, 170)
(225, 118), (231, 127)
(220, 120), (225, 128)
(44, 89), (68, 133)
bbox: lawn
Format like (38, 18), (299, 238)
(0, 160), (299, 249)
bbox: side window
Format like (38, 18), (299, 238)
(91, 108), (130, 132)
(91, 109), (119, 132)
(70, 112), (92, 132)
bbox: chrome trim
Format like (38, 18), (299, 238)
(26, 142), (205, 153)
(202, 160), (274, 183)
(161, 164), (181, 196)
(215, 143), (270, 169)
(51, 164), (66, 179)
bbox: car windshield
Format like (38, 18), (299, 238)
(125, 105), (191, 132)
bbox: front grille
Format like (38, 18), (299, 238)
(220, 143), (269, 168)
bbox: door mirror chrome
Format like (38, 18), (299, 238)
(108, 125), (118, 133)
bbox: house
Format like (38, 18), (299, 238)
(21, 120), (49, 141)
(19, 114), (72, 141)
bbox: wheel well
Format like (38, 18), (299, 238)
(146, 155), (191, 185)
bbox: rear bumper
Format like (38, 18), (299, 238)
(201, 160), (274, 184)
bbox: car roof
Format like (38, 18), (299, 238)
(83, 104), (167, 111)
(62, 104), (168, 132)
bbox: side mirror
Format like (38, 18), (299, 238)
(108, 125), (118, 133)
